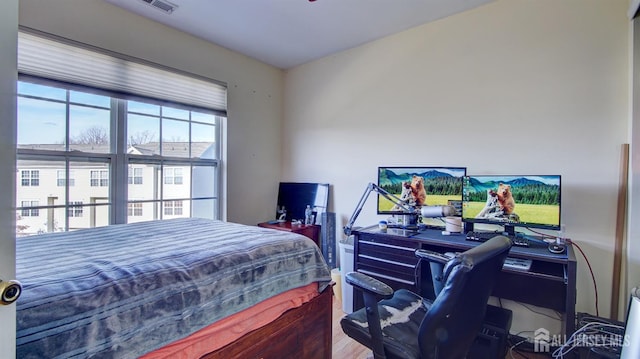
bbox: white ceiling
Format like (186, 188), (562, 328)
(103, 0), (494, 69)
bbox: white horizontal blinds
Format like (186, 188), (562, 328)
(17, 31), (227, 112)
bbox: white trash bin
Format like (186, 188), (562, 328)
(338, 237), (354, 314)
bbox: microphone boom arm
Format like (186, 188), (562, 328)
(343, 182), (415, 236)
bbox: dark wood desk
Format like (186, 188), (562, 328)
(258, 221), (321, 247)
(351, 225), (577, 338)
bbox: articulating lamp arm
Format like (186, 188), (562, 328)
(343, 182), (414, 236)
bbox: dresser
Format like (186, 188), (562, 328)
(258, 221), (321, 247)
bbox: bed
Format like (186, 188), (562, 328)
(15, 218), (333, 358)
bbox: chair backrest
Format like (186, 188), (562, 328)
(417, 235), (512, 359)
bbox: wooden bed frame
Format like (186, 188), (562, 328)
(203, 287), (333, 359)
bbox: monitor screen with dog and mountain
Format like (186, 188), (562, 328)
(461, 175), (561, 231)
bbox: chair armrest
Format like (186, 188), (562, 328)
(346, 271), (391, 358)
(345, 272), (393, 297)
(415, 249), (454, 264)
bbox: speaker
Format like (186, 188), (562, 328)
(320, 212), (336, 268)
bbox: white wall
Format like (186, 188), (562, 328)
(18, 0), (285, 226)
(0, 1), (18, 355)
(284, 0), (629, 334)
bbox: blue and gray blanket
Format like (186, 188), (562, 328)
(16, 218), (331, 358)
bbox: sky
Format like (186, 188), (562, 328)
(470, 175), (560, 186)
(381, 167), (467, 178)
(17, 81), (216, 146)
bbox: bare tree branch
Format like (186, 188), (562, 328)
(129, 130), (156, 146)
(70, 126), (109, 145)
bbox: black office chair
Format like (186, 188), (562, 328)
(340, 235), (512, 359)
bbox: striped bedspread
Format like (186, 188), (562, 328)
(16, 218), (331, 358)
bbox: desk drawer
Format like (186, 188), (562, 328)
(353, 235), (421, 312)
(357, 256), (417, 285)
(359, 240), (419, 264)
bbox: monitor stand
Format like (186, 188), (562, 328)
(503, 224), (516, 237)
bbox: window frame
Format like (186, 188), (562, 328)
(68, 201), (83, 218)
(20, 200), (39, 217)
(127, 202), (143, 217)
(128, 167), (143, 185)
(90, 170), (109, 187)
(16, 75), (223, 234)
(57, 169), (75, 187)
(21, 170), (39, 186)
(163, 200), (184, 216)
(164, 167), (184, 185)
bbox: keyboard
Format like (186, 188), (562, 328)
(465, 231), (530, 247)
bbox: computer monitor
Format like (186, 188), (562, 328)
(276, 182), (329, 223)
(377, 166), (466, 227)
(461, 175), (561, 233)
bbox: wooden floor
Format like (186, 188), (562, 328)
(331, 295), (371, 359)
(330, 295), (551, 359)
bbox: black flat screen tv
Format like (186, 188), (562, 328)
(461, 175), (561, 233)
(276, 182), (329, 223)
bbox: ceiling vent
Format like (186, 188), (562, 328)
(140, 0), (178, 14)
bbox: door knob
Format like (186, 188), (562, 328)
(0, 279), (22, 305)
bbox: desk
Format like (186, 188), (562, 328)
(351, 226), (577, 338)
(257, 221), (321, 247)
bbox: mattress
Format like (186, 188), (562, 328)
(141, 282), (320, 359)
(16, 218), (331, 358)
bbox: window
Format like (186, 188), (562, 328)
(128, 203), (143, 217)
(20, 201), (39, 217)
(68, 201), (83, 217)
(57, 170), (75, 186)
(16, 31), (225, 236)
(127, 100), (219, 221)
(164, 168), (183, 185)
(16, 80), (222, 234)
(128, 167), (143, 185)
(90, 170), (109, 187)
(163, 200), (183, 216)
(21, 170), (39, 186)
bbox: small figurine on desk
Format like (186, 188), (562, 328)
(277, 206), (286, 222)
(304, 205), (313, 225)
